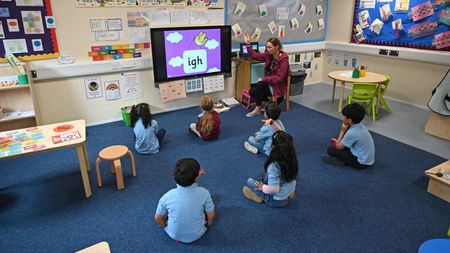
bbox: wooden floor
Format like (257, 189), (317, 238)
(290, 83), (450, 160)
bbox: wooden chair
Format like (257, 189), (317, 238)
(271, 75), (291, 111)
(95, 145), (136, 190)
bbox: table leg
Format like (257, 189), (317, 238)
(331, 79), (336, 103)
(338, 81), (345, 112)
(77, 143), (92, 198)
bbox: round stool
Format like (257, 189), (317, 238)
(95, 145), (136, 190)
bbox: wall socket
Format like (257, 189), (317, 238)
(389, 50), (399, 56)
(379, 49), (388, 55)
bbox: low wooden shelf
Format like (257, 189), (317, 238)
(425, 160), (450, 203)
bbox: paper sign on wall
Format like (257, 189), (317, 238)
(120, 72), (143, 100)
(159, 80), (187, 102)
(84, 77), (103, 99)
(104, 80), (121, 101)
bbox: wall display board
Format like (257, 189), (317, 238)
(0, 0), (59, 62)
(226, 0), (327, 48)
(352, 0), (450, 51)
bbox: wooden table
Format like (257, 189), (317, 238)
(328, 70), (387, 112)
(425, 161), (450, 203)
(0, 120), (92, 198)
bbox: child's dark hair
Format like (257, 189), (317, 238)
(342, 103), (365, 124)
(173, 158), (200, 187)
(265, 101), (281, 120)
(264, 131), (298, 182)
(130, 103), (153, 128)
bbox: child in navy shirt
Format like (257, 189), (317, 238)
(244, 101), (285, 155)
(155, 158), (216, 243)
(321, 103), (375, 169)
(130, 103), (166, 154)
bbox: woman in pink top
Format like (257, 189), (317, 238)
(243, 32), (290, 117)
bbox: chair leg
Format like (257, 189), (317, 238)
(95, 157), (102, 188)
(128, 150), (136, 177)
(113, 159), (124, 190)
(371, 99), (376, 122)
(347, 95), (352, 105)
(380, 97), (392, 112)
(286, 95), (290, 111)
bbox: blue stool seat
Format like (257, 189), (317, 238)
(419, 239), (450, 253)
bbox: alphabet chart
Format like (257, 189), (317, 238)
(203, 75), (224, 94)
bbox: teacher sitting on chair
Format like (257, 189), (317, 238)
(243, 32), (290, 117)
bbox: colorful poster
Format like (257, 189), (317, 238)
(395, 0), (410, 11)
(433, 31), (450, 49)
(84, 77), (103, 99)
(410, 1), (434, 22)
(21, 10), (44, 34)
(127, 11), (149, 27)
(104, 80), (121, 101)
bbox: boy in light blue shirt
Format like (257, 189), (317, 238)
(321, 103), (375, 169)
(244, 101), (285, 156)
(155, 158), (215, 243)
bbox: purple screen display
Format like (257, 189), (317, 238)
(164, 28), (221, 78)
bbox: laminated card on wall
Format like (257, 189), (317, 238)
(203, 75), (224, 94)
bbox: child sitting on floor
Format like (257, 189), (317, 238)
(155, 158), (216, 243)
(321, 103), (375, 169)
(244, 101), (285, 155)
(190, 96), (221, 140)
(130, 103), (166, 154)
(243, 131), (298, 207)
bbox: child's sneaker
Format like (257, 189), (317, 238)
(244, 141), (258, 154)
(242, 186), (262, 203)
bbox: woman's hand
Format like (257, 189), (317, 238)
(257, 78), (263, 82)
(243, 32), (250, 44)
(254, 181), (264, 191)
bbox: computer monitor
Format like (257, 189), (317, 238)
(239, 42), (259, 59)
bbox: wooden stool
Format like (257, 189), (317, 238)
(96, 145), (136, 190)
(76, 241), (111, 253)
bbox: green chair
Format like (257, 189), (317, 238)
(378, 75), (392, 113)
(346, 83), (377, 121)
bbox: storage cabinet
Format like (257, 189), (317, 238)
(235, 59), (264, 101)
(0, 64), (40, 131)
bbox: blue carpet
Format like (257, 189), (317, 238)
(0, 103), (449, 253)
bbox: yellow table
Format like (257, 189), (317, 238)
(328, 70), (387, 112)
(0, 120), (92, 198)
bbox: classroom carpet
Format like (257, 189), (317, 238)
(0, 102), (449, 253)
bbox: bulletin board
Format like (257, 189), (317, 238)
(351, 0), (450, 51)
(0, 0), (59, 62)
(226, 0), (327, 48)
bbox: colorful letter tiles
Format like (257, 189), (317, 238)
(88, 43), (150, 61)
